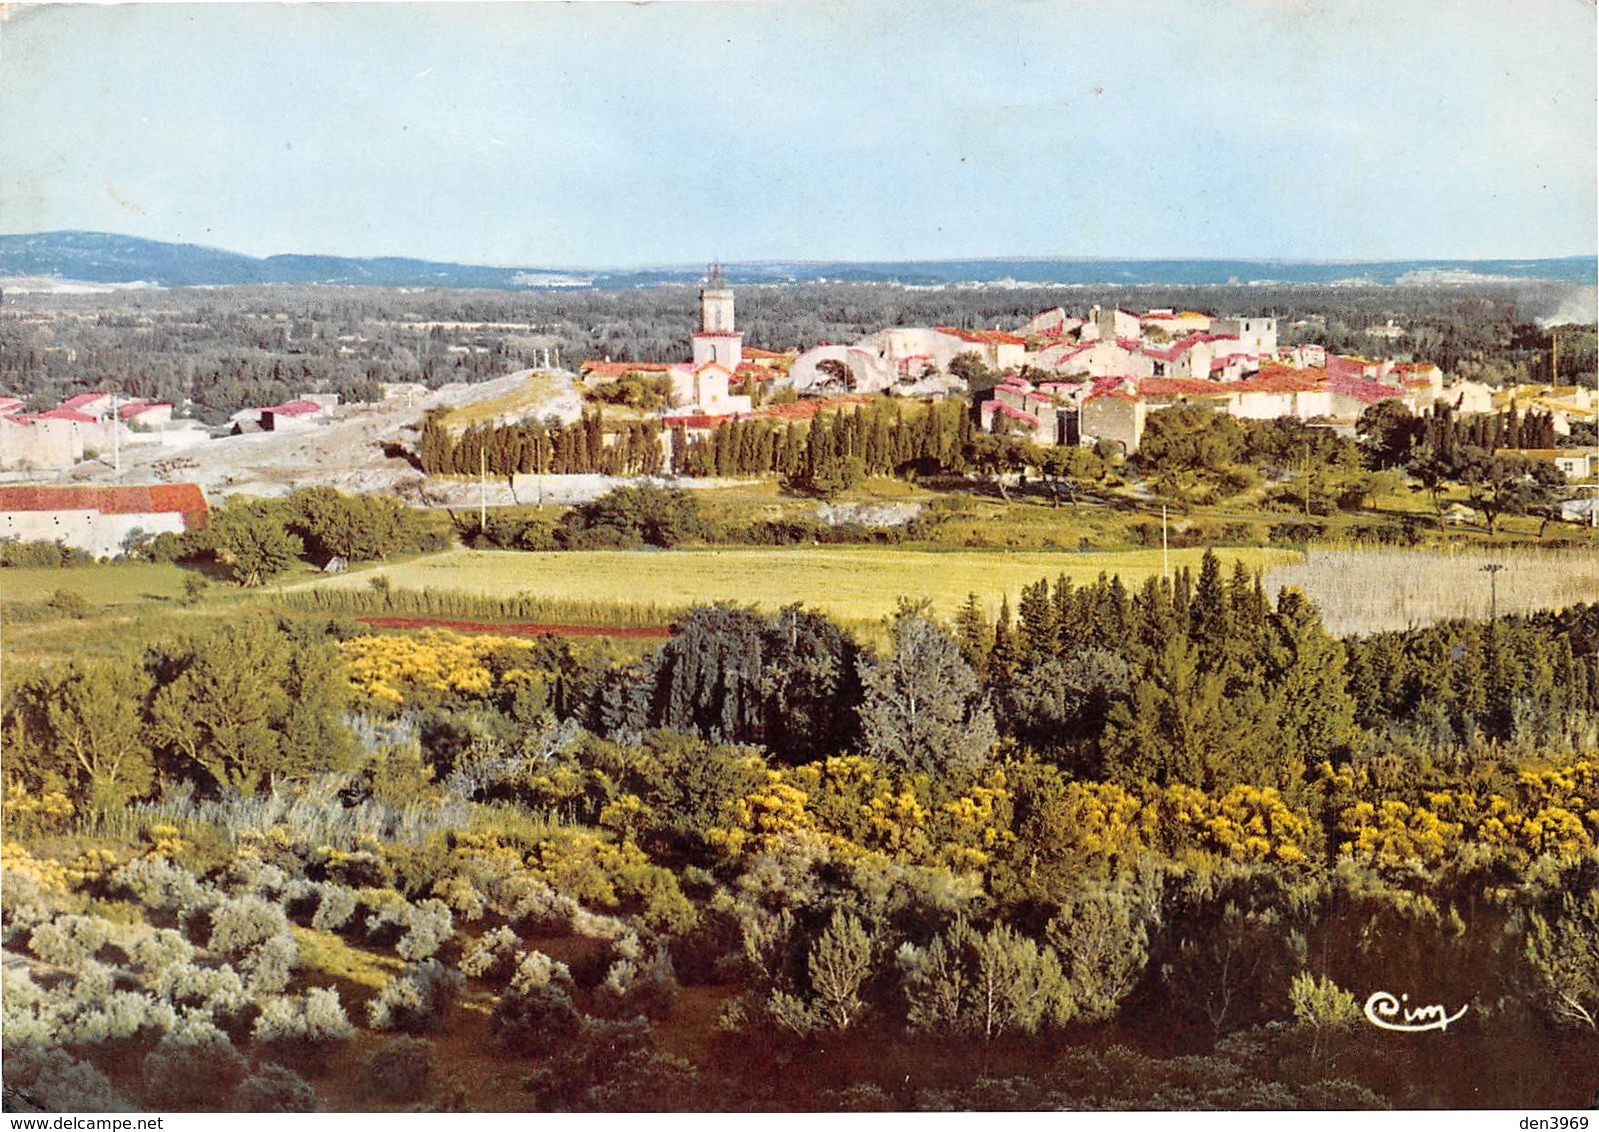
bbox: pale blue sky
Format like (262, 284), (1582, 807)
(1, 0), (1594, 266)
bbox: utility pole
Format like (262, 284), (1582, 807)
(111, 391), (120, 473)
(1302, 440), (1310, 517)
(1482, 562), (1505, 621)
(479, 447), (487, 534)
(1161, 504), (1170, 583)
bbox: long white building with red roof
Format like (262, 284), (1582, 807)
(0, 483), (209, 558)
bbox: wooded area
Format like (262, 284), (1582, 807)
(2, 280), (1593, 424)
(3, 556), (1597, 1110)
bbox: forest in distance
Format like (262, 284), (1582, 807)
(1, 277), (1595, 423)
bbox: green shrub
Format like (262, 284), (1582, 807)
(28, 914), (114, 969)
(492, 953), (583, 1055)
(231, 1062), (320, 1112)
(360, 1036), (433, 1103)
(309, 883), (358, 932)
(458, 925), (520, 980)
(396, 898), (454, 961)
(47, 588), (91, 619)
(112, 856), (206, 912)
(156, 961), (252, 1021)
(240, 933), (299, 995)
(2, 1048), (133, 1113)
(208, 895), (290, 957)
(367, 959), (462, 1033)
(141, 1029), (250, 1111)
(253, 987), (355, 1075)
(127, 928), (195, 976)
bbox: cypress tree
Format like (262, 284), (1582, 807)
(954, 593), (992, 674)
(1017, 578), (1057, 665)
(989, 595), (1018, 686)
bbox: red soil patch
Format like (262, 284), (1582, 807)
(355, 616), (671, 639)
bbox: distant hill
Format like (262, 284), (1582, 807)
(2, 230), (1594, 290)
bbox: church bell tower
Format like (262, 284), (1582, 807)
(692, 262), (742, 371)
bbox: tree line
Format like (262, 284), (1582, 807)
(419, 412), (664, 477)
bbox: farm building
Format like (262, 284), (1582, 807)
(259, 400), (327, 431)
(0, 483), (209, 558)
(0, 414), (83, 470)
(1506, 448), (1599, 482)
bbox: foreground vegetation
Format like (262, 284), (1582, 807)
(3, 549), (1597, 1111)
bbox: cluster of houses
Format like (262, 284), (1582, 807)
(228, 394), (340, 434)
(0, 389), (346, 472)
(0, 392), (210, 472)
(576, 278), (1591, 463)
(785, 303), (1475, 455)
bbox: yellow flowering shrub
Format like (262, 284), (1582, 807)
(0, 787), (75, 838)
(931, 773), (1015, 871)
(1517, 760), (1599, 835)
(1158, 784), (1312, 864)
(1, 841), (74, 893)
(1060, 781), (1155, 859)
(339, 631), (543, 706)
(1337, 800), (1464, 869)
(530, 828), (695, 931)
(788, 756), (931, 859)
(707, 771), (816, 858)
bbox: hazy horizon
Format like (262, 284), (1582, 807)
(4, 229), (1596, 277)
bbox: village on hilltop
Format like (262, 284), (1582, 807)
(1, 267), (1596, 557)
(576, 268), (1596, 470)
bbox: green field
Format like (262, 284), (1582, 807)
(291, 545), (1300, 627)
(0, 561), (193, 608)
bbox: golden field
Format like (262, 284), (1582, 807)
(290, 545), (1301, 627)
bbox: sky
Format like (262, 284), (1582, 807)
(0, 0), (1594, 267)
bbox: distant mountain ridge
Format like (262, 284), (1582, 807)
(2, 230), (1594, 290)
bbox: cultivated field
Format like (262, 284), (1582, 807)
(291, 545), (1300, 628)
(0, 561), (191, 607)
(1265, 547), (1599, 635)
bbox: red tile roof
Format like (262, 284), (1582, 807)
(261, 399), (321, 416)
(1326, 355), (1383, 381)
(1139, 332), (1210, 362)
(120, 402), (173, 418)
(59, 393), (108, 412)
(982, 399), (1041, 426)
(1240, 368), (1326, 394)
(741, 347), (792, 361)
(36, 409), (98, 423)
(0, 484), (208, 524)
(936, 326), (1027, 346)
(1326, 372), (1405, 404)
(662, 414), (732, 430)
(580, 361), (674, 378)
(1140, 378), (1230, 398)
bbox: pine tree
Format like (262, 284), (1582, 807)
(1016, 578), (1057, 665)
(953, 593), (992, 674)
(857, 615), (997, 777)
(989, 595), (1018, 686)
(1188, 548), (1231, 672)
